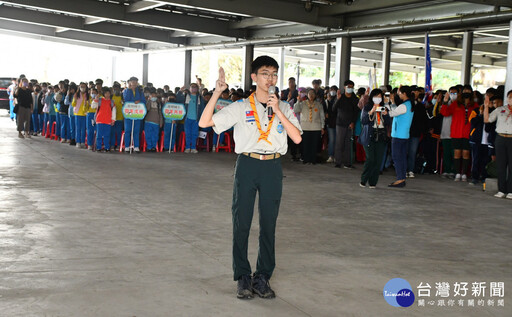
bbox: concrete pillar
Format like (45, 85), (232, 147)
(461, 31), (474, 85)
(184, 50), (192, 87)
(142, 53), (149, 86)
(278, 46), (285, 90)
(208, 50), (219, 91)
(505, 20), (512, 101)
(242, 44), (254, 92)
(413, 73), (418, 85)
(324, 43), (332, 87)
(111, 55), (117, 85)
(382, 38), (391, 87)
(335, 37), (351, 87)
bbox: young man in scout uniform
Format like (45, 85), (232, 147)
(199, 56), (302, 300)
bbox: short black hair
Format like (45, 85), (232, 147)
(344, 80), (354, 86)
(251, 55), (279, 74)
(288, 77), (296, 81)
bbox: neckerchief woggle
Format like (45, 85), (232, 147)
(249, 93), (275, 145)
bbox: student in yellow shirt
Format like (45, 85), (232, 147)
(111, 82), (124, 151)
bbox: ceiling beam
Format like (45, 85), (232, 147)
(0, 5), (187, 45)
(0, 19), (134, 49)
(155, 0), (342, 28)
(2, 0), (243, 38)
(126, 0), (165, 13)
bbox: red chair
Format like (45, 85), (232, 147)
(119, 131), (125, 152)
(196, 130), (212, 152)
(141, 131), (147, 152)
(157, 131), (164, 152)
(50, 122), (58, 140)
(216, 132), (232, 153)
(177, 132), (186, 152)
(45, 122), (51, 138)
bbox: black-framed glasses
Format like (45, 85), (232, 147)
(258, 72), (278, 80)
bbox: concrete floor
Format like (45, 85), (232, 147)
(0, 109), (510, 317)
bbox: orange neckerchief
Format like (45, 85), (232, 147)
(377, 111), (382, 126)
(249, 93), (275, 145)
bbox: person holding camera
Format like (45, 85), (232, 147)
(360, 89), (391, 188)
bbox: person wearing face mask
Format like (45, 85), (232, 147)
(441, 84), (479, 182)
(65, 83), (77, 145)
(485, 89), (512, 199)
(163, 93), (178, 152)
(31, 84), (42, 136)
(122, 77), (145, 153)
(360, 89), (391, 188)
(144, 88), (164, 152)
(72, 83), (90, 149)
(8, 78), (17, 121)
(111, 82), (124, 151)
(468, 88), (494, 185)
(14, 78), (33, 138)
(294, 89), (325, 164)
(333, 80), (359, 169)
(406, 86), (427, 178)
(176, 83), (206, 153)
(86, 88), (99, 150)
(325, 85), (339, 163)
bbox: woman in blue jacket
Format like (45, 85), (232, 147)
(388, 86), (414, 188)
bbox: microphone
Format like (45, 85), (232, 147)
(268, 85), (276, 118)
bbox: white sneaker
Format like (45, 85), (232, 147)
(184, 149), (191, 153)
(134, 147), (140, 152)
(369, 185), (376, 189)
(441, 172), (448, 178)
(461, 174), (467, 182)
(494, 192), (506, 198)
(454, 174), (461, 182)
(191, 149), (198, 154)
(76, 143), (81, 148)
(212, 145), (216, 152)
(89, 146), (94, 151)
(506, 193), (512, 200)
(125, 147), (130, 152)
(408, 171), (415, 178)
(326, 156), (334, 163)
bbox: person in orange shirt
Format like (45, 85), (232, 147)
(93, 87), (116, 152)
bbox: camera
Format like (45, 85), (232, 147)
(376, 106), (386, 112)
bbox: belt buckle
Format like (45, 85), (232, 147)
(260, 154), (265, 161)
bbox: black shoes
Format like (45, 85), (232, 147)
(237, 274), (254, 300)
(252, 274), (276, 299)
(388, 181), (406, 188)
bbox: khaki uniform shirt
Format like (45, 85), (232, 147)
(212, 97), (303, 155)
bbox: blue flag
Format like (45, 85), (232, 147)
(423, 34), (433, 103)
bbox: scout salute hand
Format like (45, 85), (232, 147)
(198, 67), (226, 128)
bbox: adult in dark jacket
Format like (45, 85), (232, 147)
(360, 89), (391, 187)
(325, 85), (339, 162)
(334, 80), (359, 168)
(14, 78), (33, 138)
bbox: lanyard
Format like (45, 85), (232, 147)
(249, 93), (275, 145)
(307, 100), (314, 122)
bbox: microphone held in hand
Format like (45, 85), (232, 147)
(268, 85), (276, 118)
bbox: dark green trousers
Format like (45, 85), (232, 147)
(232, 154), (282, 281)
(361, 139), (387, 186)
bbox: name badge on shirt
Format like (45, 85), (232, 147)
(245, 110), (255, 122)
(277, 123), (284, 133)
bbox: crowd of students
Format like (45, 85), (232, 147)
(6, 74), (512, 199)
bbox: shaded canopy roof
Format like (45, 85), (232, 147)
(0, 0), (511, 72)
